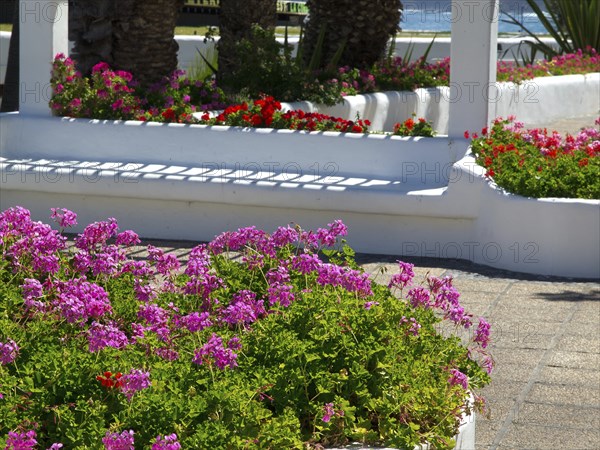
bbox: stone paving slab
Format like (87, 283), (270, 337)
(539, 366), (600, 387)
(516, 402), (600, 429)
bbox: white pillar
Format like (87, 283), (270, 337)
(448, 0), (499, 138)
(19, 0), (69, 115)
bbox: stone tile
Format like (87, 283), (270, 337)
(449, 279), (512, 293)
(485, 362), (535, 384)
(539, 366), (600, 388)
(508, 282), (600, 296)
(480, 381), (524, 405)
(547, 350), (600, 371)
(570, 303), (600, 324)
(491, 333), (554, 351)
(562, 322), (600, 339)
(490, 320), (561, 342)
(499, 423), (600, 449)
(483, 399), (521, 424)
(487, 347), (545, 368)
(556, 335), (600, 354)
(515, 402), (600, 430)
(487, 305), (570, 324)
(456, 291), (499, 304)
(526, 382), (600, 408)
(475, 415), (504, 449)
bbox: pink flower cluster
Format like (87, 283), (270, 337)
(1, 205), (494, 444)
(497, 48), (600, 83)
(4, 430), (38, 450)
(102, 431), (181, 450)
(0, 339), (19, 365)
(119, 369), (151, 401)
(322, 402), (345, 423)
(405, 274), (494, 377)
(102, 430), (135, 450)
(192, 333), (241, 370)
(152, 434), (181, 450)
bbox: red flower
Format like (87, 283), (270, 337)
(464, 131), (470, 139)
(251, 114), (262, 126)
(97, 371), (124, 389)
(579, 158), (589, 167)
(161, 108), (175, 121)
(404, 118), (415, 130)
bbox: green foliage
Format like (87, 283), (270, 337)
(502, 0), (600, 57)
(188, 47), (219, 82)
(218, 25), (307, 103)
(218, 25), (348, 106)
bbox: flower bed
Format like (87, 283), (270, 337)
(50, 55), (440, 137)
(469, 117), (600, 199)
(48, 49), (599, 134)
(0, 206), (492, 449)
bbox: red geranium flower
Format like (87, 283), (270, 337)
(161, 108), (175, 121)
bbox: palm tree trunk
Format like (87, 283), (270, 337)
(70, 0), (183, 86)
(69, 0), (119, 76)
(113, 0), (184, 86)
(217, 0), (277, 85)
(304, 0), (403, 70)
(0, 0), (19, 112)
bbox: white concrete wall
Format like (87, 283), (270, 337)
(494, 73), (600, 126)
(1, 112), (598, 279)
(283, 73), (600, 133)
(282, 88), (451, 135)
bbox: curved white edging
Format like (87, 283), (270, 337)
(283, 73), (600, 133)
(0, 113), (598, 279)
(452, 155), (600, 279)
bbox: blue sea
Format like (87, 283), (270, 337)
(401, 0), (550, 33)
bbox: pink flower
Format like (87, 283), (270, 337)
(448, 368), (469, 390)
(50, 207), (77, 228)
(92, 62), (111, 74)
(322, 402), (344, 422)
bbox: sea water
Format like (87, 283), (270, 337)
(401, 0), (551, 33)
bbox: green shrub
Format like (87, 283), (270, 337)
(0, 208), (492, 449)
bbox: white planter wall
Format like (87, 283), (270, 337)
(284, 73), (600, 133)
(1, 112), (598, 279)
